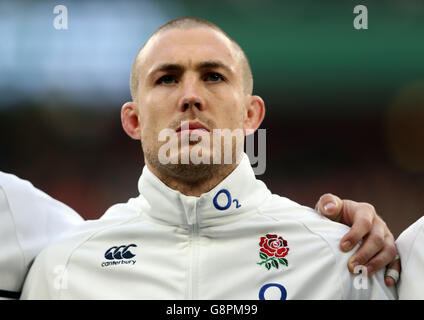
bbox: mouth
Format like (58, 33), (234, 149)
(176, 121), (210, 135)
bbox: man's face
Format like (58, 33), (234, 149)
(133, 27), (248, 177)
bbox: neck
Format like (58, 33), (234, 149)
(146, 161), (238, 197)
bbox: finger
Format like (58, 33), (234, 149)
(385, 256), (401, 287)
(340, 207), (375, 252)
(315, 193), (343, 220)
(363, 236), (397, 276)
(347, 224), (385, 272)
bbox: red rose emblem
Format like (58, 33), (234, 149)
(259, 234), (289, 258)
(257, 234), (289, 270)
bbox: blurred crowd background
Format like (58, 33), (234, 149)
(1, 0), (423, 237)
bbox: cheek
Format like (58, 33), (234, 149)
(139, 111), (177, 149)
(140, 93), (175, 127)
(210, 87), (243, 114)
(217, 97), (245, 129)
(139, 117), (162, 146)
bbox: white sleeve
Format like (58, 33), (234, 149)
(330, 239), (397, 300)
(341, 264), (397, 300)
(0, 172), (83, 298)
(396, 216), (424, 299)
(298, 211), (397, 300)
(20, 246), (61, 300)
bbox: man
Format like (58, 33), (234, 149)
(396, 216), (424, 299)
(0, 171), (83, 299)
(21, 17), (398, 299)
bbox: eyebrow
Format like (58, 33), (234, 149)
(196, 61), (233, 74)
(147, 60), (234, 79)
(150, 63), (184, 75)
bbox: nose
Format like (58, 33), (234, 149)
(178, 77), (205, 112)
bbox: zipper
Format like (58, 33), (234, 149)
(184, 197), (199, 299)
(188, 221), (199, 299)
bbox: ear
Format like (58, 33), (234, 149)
(121, 101), (141, 140)
(244, 95), (265, 136)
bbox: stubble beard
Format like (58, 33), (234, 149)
(143, 135), (241, 192)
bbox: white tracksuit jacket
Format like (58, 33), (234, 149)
(0, 172), (83, 299)
(21, 154), (396, 300)
(396, 216), (424, 299)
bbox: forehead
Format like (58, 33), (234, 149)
(137, 27), (241, 76)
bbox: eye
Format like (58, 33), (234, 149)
(157, 74), (177, 85)
(204, 72), (224, 82)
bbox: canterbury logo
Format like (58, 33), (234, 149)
(104, 244), (137, 260)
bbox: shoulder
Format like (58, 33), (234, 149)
(0, 171), (45, 201)
(259, 193), (351, 247)
(0, 171), (83, 248)
(397, 216), (424, 259)
(100, 196), (143, 220)
(257, 193), (396, 299)
(257, 194), (350, 279)
(396, 216), (424, 272)
(396, 216), (424, 299)
(21, 198), (143, 299)
(0, 171), (84, 297)
(0, 171), (60, 203)
(0, 171), (82, 225)
(25, 197), (142, 273)
(41, 196), (142, 255)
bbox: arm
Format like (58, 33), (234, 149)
(0, 171), (84, 299)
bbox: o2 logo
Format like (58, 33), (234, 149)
(213, 189), (241, 211)
(258, 283), (287, 300)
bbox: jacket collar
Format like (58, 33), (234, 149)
(137, 153), (270, 227)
